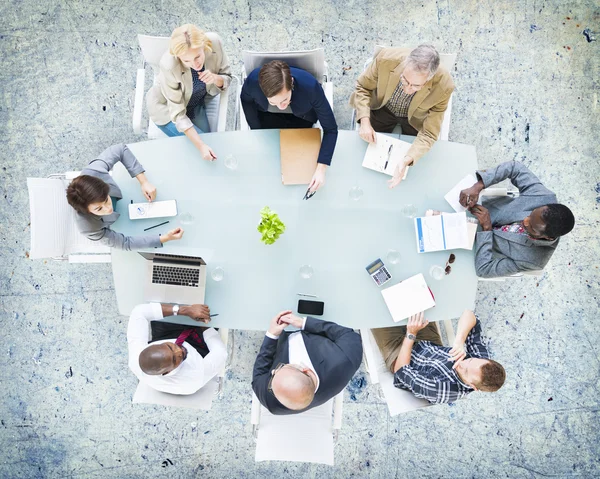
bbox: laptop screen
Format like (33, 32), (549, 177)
(138, 252), (205, 266)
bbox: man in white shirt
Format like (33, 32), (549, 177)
(252, 310), (362, 415)
(127, 303), (227, 395)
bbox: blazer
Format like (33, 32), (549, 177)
(146, 32), (232, 133)
(252, 317), (362, 415)
(75, 144), (162, 251)
(474, 161), (560, 278)
(240, 66), (338, 166)
(349, 47), (455, 163)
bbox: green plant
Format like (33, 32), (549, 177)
(257, 206), (286, 245)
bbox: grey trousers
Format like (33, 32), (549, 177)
(371, 322), (443, 373)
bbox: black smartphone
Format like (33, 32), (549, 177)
(297, 299), (325, 316)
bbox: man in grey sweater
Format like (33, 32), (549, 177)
(459, 161), (574, 278)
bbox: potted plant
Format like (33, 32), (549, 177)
(257, 206), (286, 245)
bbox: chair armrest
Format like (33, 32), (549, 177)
(217, 88), (229, 133)
(251, 392), (261, 440)
(439, 92), (453, 141)
(68, 254), (112, 264)
(323, 81), (334, 111)
(481, 187), (508, 197)
(359, 329), (380, 385)
(133, 68), (146, 134)
(332, 391), (343, 444)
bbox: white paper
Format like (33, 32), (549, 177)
(381, 273), (436, 323)
(444, 174), (478, 212)
(362, 133), (412, 177)
(414, 212), (469, 253)
(129, 200), (178, 220)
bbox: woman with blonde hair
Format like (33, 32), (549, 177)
(146, 24), (231, 161)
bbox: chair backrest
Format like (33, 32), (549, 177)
(372, 45), (456, 73)
(138, 35), (170, 75)
(242, 48), (326, 83)
(254, 394), (336, 465)
(133, 377), (218, 409)
(27, 177), (110, 259)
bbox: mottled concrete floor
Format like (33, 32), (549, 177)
(1, 1), (599, 478)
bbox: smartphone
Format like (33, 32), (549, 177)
(297, 299), (324, 316)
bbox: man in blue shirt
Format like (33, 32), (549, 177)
(240, 60), (338, 193)
(372, 310), (506, 404)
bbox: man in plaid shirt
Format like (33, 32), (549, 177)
(372, 310), (505, 404)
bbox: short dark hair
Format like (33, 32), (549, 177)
(541, 204), (575, 238)
(477, 360), (506, 392)
(66, 175), (110, 214)
(258, 60), (292, 98)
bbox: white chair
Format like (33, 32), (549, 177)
(251, 390), (343, 466)
(360, 320), (455, 416)
(133, 35), (230, 139)
(27, 172), (111, 263)
(236, 48), (333, 131)
(132, 328), (230, 410)
(350, 45), (457, 141)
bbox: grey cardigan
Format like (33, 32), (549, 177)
(75, 144), (162, 251)
(474, 161), (559, 278)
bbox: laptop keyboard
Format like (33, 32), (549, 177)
(152, 265), (199, 287)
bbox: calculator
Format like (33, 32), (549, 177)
(365, 258), (392, 286)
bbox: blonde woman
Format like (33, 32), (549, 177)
(146, 25), (232, 161)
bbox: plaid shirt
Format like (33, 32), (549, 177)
(394, 319), (491, 404)
(385, 80), (416, 118)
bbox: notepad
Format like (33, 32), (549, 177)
(129, 200), (178, 220)
(381, 273), (436, 323)
(445, 174), (479, 212)
(280, 128), (321, 185)
(362, 133), (412, 177)
(414, 212), (471, 253)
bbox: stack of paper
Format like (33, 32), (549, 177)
(362, 133), (412, 177)
(414, 212), (474, 253)
(444, 174), (479, 212)
(381, 273), (436, 323)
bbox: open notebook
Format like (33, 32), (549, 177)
(362, 133), (412, 178)
(414, 212), (476, 253)
(27, 177), (110, 259)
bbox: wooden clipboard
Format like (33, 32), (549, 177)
(280, 128), (321, 185)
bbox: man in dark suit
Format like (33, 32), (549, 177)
(252, 310), (362, 415)
(240, 60), (338, 193)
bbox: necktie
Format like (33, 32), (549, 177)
(175, 328), (206, 347)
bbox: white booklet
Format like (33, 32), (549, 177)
(444, 174), (479, 212)
(362, 133), (412, 177)
(381, 273), (436, 323)
(414, 212), (471, 253)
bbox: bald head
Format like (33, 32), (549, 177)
(139, 342), (185, 375)
(271, 366), (315, 410)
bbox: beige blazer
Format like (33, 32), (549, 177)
(349, 47), (455, 163)
(146, 32), (232, 132)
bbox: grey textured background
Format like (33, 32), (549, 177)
(1, 1), (599, 478)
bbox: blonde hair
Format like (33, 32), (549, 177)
(169, 24), (212, 57)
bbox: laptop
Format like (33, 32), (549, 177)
(138, 252), (207, 304)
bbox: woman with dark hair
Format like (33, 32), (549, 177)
(66, 144), (183, 251)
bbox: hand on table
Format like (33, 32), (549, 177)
(181, 304), (211, 323)
(139, 181), (157, 202)
(199, 143), (217, 162)
(469, 205), (492, 231)
(358, 119), (376, 143)
(160, 227), (184, 244)
(406, 311), (429, 336)
(308, 164), (328, 193)
(268, 310), (293, 337)
(387, 157), (412, 189)
(279, 313), (304, 329)
(448, 341), (466, 369)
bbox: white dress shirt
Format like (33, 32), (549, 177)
(127, 303), (227, 395)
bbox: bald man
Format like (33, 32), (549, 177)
(252, 310), (363, 415)
(127, 303), (227, 395)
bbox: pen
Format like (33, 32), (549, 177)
(209, 314), (219, 318)
(384, 144), (393, 171)
(297, 293), (317, 298)
(466, 194), (470, 206)
(144, 220), (169, 231)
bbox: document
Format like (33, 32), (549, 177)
(362, 133), (412, 177)
(381, 273), (436, 323)
(280, 128), (321, 185)
(414, 212), (471, 253)
(444, 174), (478, 212)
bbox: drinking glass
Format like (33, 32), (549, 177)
(299, 264), (314, 279)
(386, 249), (401, 265)
(349, 186), (364, 201)
(224, 154), (238, 170)
(211, 266), (225, 282)
(179, 212), (195, 225)
(429, 265), (445, 281)
(401, 204), (418, 218)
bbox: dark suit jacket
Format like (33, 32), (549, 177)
(240, 66), (338, 166)
(252, 317), (362, 415)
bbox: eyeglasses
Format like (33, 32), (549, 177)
(444, 253), (456, 275)
(267, 363), (312, 395)
(400, 73), (426, 90)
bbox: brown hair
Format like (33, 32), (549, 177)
(258, 60), (292, 98)
(66, 175), (110, 215)
(476, 360), (506, 392)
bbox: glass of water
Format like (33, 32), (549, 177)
(386, 249), (401, 265)
(402, 204), (418, 218)
(224, 154), (238, 170)
(299, 264), (314, 279)
(179, 212), (195, 226)
(211, 266), (225, 282)
(429, 265), (445, 281)
(349, 186), (364, 201)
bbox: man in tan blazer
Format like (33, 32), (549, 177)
(350, 45), (454, 188)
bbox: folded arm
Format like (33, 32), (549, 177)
(200, 328), (228, 382)
(477, 161), (554, 196)
(304, 317), (362, 369)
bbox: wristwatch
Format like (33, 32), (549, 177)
(172, 304), (179, 316)
(406, 333), (416, 341)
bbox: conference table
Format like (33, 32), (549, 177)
(111, 130), (478, 330)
